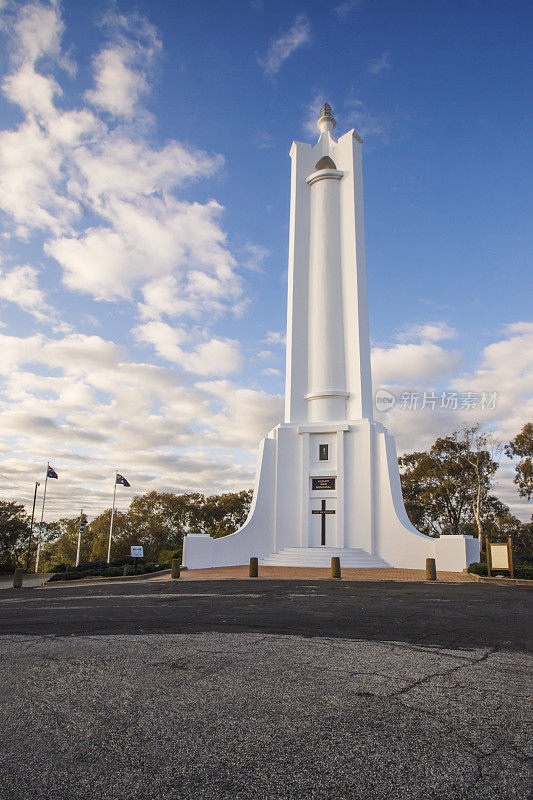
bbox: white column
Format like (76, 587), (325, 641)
(305, 168), (348, 422)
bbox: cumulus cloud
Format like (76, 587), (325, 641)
(133, 321), (243, 376)
(196, 379), (283, 450)
(264, 330), (286, 345)
(0, 1), (243, 324)
(0, 3), (270, 516)
(257, 14), (311, 76)
(85, 13), (161, 119)
(0, 329), (263, 516)
(372, 341), (461, 388)
(395, 322), (457, 343)
(452, 322), (533, 440)
(371, 322), (533, 520)
(0, 264), (54, 321)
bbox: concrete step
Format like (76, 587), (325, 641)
(260, 547), (390, 568)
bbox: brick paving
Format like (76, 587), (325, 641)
(178, 565), (471, 582)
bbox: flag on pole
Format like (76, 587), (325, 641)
(116, 473), (130, 487)
(47, 465), (58, 479)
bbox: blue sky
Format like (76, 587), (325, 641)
(0, 0), (531, 523)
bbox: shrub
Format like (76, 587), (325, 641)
(49, 571), (90, 581)
(48, 562), (167, 581)
(467, 561), (488, 576)
(467, 560), (533, 580)
(515, 561), (533, 580)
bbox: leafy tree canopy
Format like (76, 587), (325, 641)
(0, 501), (30, 569)
(506, 422), (533, 500)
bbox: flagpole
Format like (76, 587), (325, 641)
(35, 463), (49, 573)
(25, 480), (40, 571)
(75, 508), (83, 567)
(107, 472), (117, 564)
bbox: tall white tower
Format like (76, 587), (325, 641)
(183, 105), (478, 572)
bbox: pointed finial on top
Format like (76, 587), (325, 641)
(317, 102), (336, 133)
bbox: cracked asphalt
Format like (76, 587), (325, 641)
(0, 579), (531, 799)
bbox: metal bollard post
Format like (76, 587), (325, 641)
(171, 559), (181, 579)
(331, 557), (341, 579)
(426, 558), (437, 581)
(249, 557), (258, 578)
(13, 568), (23, 588)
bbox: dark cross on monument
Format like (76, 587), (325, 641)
(312, 500), (335, 546)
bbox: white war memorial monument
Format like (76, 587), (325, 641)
(183, 104), (479, 572)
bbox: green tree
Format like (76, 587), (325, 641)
(33, 489), (255, 568)
(0, 501), (30, 569)
(39, 513), (93, 569)
(399, 427), (500, 540)
(126, 491), (200, 561)
(505, 422), (533, 500)
(89, 509), (130, 561)
(202, 490), (253, 539)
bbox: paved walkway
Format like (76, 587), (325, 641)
(3, 566), (471, 589)
(0, 573), (50, 590)
(178, 565), (471, 582)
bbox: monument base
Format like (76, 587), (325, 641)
(182, 420), (479, 572)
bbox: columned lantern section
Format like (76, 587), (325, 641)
(305, 162), (348, 423)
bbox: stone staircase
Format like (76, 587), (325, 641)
(259, 547), (390, 568)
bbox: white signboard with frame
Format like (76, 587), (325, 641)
(489, 544), (509, 570)
(130, 545), (144, 558)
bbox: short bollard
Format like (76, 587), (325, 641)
(249, 557), (258, 578)
(171, 559), (181, 579)
(13, 568), (23, 588)
(331, 557), (341, 579)
(123, 564), (129, 577)
(426, 558), (437, 581)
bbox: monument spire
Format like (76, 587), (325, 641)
(183, 107), (478, 574)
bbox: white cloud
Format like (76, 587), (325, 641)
(372, 341), (461, 388)
(371, 322), (533, 521)
(0, 264), (54, 321)
(5, 0), (68, 69)
(367, 52), (391, 74)
(196, 379), (283, 450)
(262, 367), (281, 377)
(257, 14), (311, 76)
(451, 322), (533, 441)
(264, 330), (286, 345)
(0, 329), (277, 516)
(133, 321), (243, 376)
(0, 2), (243, 326)
(395, 322), (457, 343)
(85, 11), (161, 119)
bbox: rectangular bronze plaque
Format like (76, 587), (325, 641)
(312, 477), (336, 491)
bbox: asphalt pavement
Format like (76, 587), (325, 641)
(0, 579), (531, 799)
